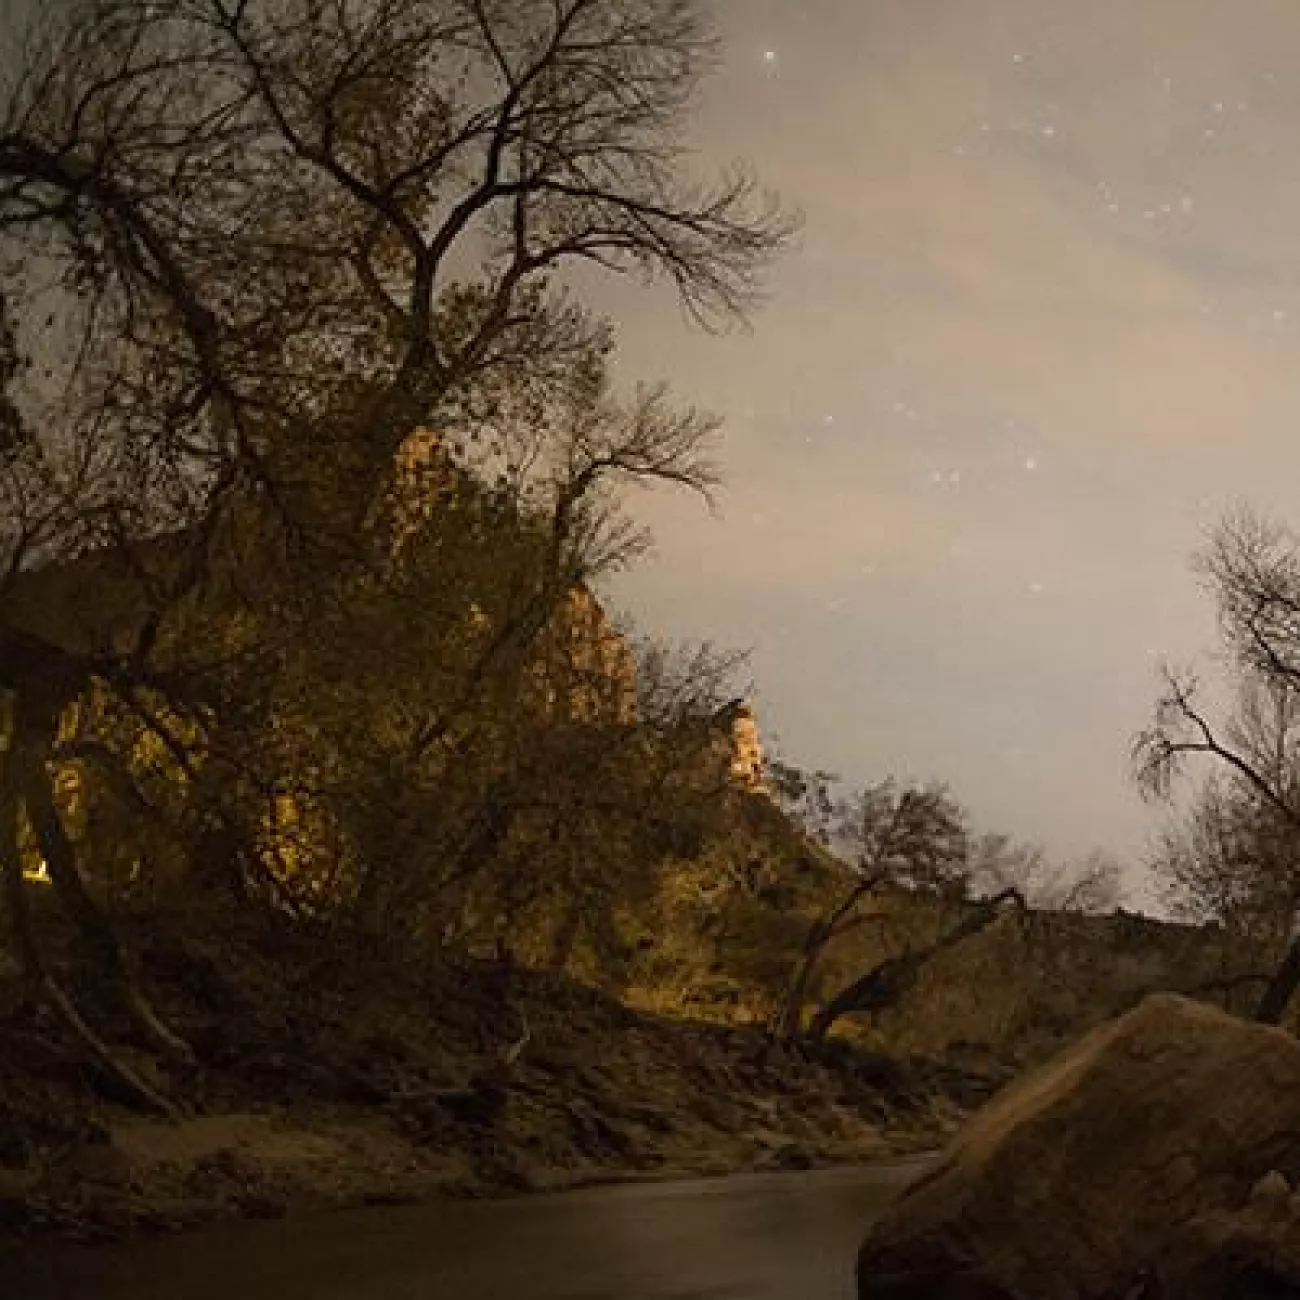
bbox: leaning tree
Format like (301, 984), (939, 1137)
(769, 778), (973, 1043)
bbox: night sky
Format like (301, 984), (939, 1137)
(592, 0), (1300, 896)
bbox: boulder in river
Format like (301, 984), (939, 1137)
(856, 993), (1300, 1299)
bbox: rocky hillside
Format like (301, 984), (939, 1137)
(860, 905), (1259, 1061)
(0, 908), (995, 1242)
(747, 887), (1267, 1068)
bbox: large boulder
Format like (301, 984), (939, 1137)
(856, 994), (1300, 1299)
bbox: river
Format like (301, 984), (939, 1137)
(5, 1159), (928, 1299)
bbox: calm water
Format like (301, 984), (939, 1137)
(5, 1160), (928, 1300)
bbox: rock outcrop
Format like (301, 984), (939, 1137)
(856, 994), (1300, 1299)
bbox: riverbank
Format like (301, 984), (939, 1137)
(0, 911), (1002, 1243)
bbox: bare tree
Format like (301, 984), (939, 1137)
(967, 835), (1124, 915)
(804, 887), (1025, 1045)
(770, 779), (969, 1043)
(2, 0), (796, 549)
(1150, 773), (1297, 936)
(1136, 510), (1300, 1024)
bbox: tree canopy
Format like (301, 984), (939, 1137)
(0, 0), (796, 1107)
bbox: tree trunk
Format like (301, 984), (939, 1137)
(0, 747), (177, 1115)
(806, 953), (920, 1044)
(12, 695), (192, 1063)
(805, 889), (1025, 1045)
(1254, 932), (1300, 1025)
(774, 950), (816, 1040)
(772, 873), (889, 1043)
(772, 919), (829, 1042)
(0, 745), (42, 979)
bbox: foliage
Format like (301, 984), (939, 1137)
(0, 0), (794, 1103)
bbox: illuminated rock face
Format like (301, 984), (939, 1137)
(727, 703), (766, 791)
(393, 430), (766, 788)
(552, 593), (768, 794)
(552, 583), (638, 726)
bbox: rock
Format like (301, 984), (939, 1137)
(757, 1141), (815, 1172)
(1176, 1204), (1300, 1299)
(65, 1142), (133, 1188)
(1261, 1172), (1295, 1198)
(1252, 1171), (1294, 1212)
(856, 994), (1300, 1300)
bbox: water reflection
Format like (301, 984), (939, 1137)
(5, 1161), (929, 1300)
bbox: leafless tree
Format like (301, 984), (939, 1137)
(803, 887), (1025, 1045)
(771, 779), (970, 1043)
(967, 835), (1124, 916)
(2, 0), (795, 553)
(1136, 509), (1300, 1024)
